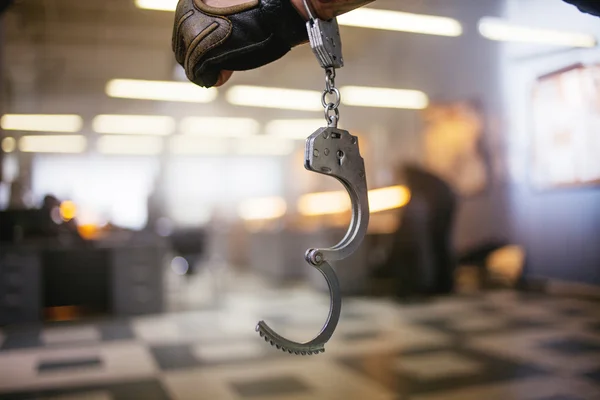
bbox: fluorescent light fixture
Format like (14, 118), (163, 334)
(298, 191), (351, 216)
(338, 8), (462, 36)
(93, 115), (175, 136)
(170, 136), (228, 155)
(180, 117), (260, 137)
(478, 17), (597, 48)
(226, 86), (321, 111)
(135, 2), (462, 38)
(233, 136), (296, 156)
(238, 197), (287, 221)
(265, 119), (330, 140)
(19, 135), (87, 153)
(106, 79), (217, 103)
(368, 185), (411, 213)
(1, 114), (83, 133)
(1, 137), (16, 153)
(97, 136), (163, 155)
(135, 0), (176, 11)
(341, 86), (429, 109)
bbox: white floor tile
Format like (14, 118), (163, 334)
(0, 342), (157, 392)
(192, 341), (263, 362)
(132, 317), (183, 343)
(42, 326), (101, 346)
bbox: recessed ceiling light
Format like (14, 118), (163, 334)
(265, 119), (331, 140)
(106, 79), (217, 103)
(19, 135), (87, 153)
(478, 17), (597, 48)
(341, 86), (429, 109)
(97, 136), (163, 155)
(226, 86), (321, 112)
(180, 117), (260, 137)
(1, 114), (83, 133)
(338, 8), (462, 36)
(92, 115), (175, 136)
(134, 0), (177, 12)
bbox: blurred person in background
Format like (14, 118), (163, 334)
(173, 0), (600, 88)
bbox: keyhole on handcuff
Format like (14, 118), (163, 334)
(337, 150), (345, 166)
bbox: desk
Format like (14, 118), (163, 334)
(0, 239), (167, 325)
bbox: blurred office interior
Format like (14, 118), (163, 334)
(0, 0), (599, 399)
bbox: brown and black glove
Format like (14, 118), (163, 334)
(172, 0), (309, 88)
(563, 0), (600, 17)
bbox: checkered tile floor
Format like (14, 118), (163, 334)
(1, 288), (599, 399)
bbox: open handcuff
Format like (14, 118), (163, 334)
(255, 1), (370, 355)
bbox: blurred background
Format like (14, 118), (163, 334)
(0, 0), (599, 399)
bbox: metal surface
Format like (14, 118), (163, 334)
(256, 127), (369, 355)
(255, 259), (341, 355)
(304, 127), (370, 262)
(304, 0), (344, 69)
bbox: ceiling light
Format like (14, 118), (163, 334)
(93, 115), (175, 136)
(238, 197), (287, 221)
(180, 117), (260, 137)
(478, 17), (597, 48)
(135, 2), (462, 38)
(341, 86), (429, 109)
(233, 136), (296, 156)
(265, 119), (331, 140)
(1, 137), (16, 153)
(1, 114), (83, 133)
(97, 136), (163, 155)
(19, 135), (87, 153)
(106, 79), (217, 103)
(135, 0), (176, 11)
(170, 136), (229, 155)
(338, 8), (462, 36)
(226, 86), (321, 111)
(368, 185), (411, 213)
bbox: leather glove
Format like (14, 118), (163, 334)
(563, 0), (600, 17)
(172, 0), (309, 88)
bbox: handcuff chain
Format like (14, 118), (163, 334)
(322, 67), (341, 128)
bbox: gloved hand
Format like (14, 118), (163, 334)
(172, 0), (309, 88)
(563, 0), (600, 16)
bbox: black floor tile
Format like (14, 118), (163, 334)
(509, 318), (554, 330)
(0, 328), (42, 351)
(557, 307), (587, 317)
(588, 321), (600, 333)
(38, 357), (102, 373)
(230, 376), (311, 398)
(337, 345), (549, 396)
(0, 379), (171, 400)
(98, 320), (135, 342)
(540, 338), (600, 355)
(476, 304), (502, 313)
(150, 344), (201, 371)
(583, 366), (600, 383)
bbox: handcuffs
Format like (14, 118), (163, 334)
(255, 0), (370, 355)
